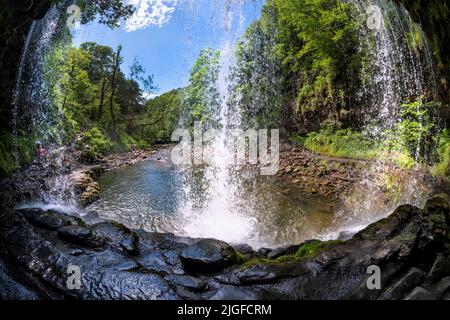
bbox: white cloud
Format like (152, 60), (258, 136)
(125, 0), (179, 32)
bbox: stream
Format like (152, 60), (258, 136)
(86, 149), (336, 248)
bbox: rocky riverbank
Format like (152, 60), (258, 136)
(0, 143), (448, 300)
(0, 194), (449, 300)
(0, 145), (158, 207)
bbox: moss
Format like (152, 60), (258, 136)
(239, 240), (343, 270)
(295, 240), (343, 259)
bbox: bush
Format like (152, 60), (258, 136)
(395, 100), (442, 163)
(78, 127), (114, 157)
(432, 129), (450, 177)
(303, 128), (380, 160)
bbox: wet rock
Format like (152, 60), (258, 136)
(267, 244), (301, 259)
(403, 287), (436, 300)
(425, 255), (450, 284)
(69, 248), (84, 256)
(256, 248), (272, 257)
(21, 208), (63, 230)
(165, 275), (206, 291)
(379, 267), (425, 300)
(0, 260), (39, 300)
(430, 276), (450, 299)
(233, 244), (254, 256)
(210, 286), (273, 300)
(346, 262), (403, 300)
(112, 261), (140, 272)
(92, 222), (139, 255)
(69, 170), (101, 206)
(180, 239), (238, 273)
(338, 230), (355, 241)
(442, 291), (450, 300)
(57, 225), (105, 248)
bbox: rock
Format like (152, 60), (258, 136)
(430, 276), (450, 299)
(442, 291), (450, 300)
(165, 275), (206, 291)
(210, 286), (273, 300)
(267, 244), (301, 259)
(338, 230), (355, 241)
(235, 261), (319, 285)
(180, 239), (238, 273)
(346, 262), (403, 300)
(233, 244), (254, 256)
(20, 208), (63, 230)
(379, 267), (425, 300)
(57, 225), (105, 248)
(256, 248), (272, 257)
(425, 255), (450, 284)
(403, 287), (436, 300)
(69, 248), (84, 256)
(69, 170), (101, 206)
(92, 222), (139, 255)
(0, 259), (39, 300)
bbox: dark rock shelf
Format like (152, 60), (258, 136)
(1, 194), (449, 300)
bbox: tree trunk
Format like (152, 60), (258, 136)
(109, 46), (122, 138)
(97, 77), (107, 121)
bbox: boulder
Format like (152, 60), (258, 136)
(92, 222), (139, 255)
(379, 267), (425, 300)
(180, 239), (238, 273)
(165, 275), (206, 291)
(57, 225), (105, 248)
(425, 255), (450, 284)
(267, 244), (302, 259)
(21, 208), (63, 230)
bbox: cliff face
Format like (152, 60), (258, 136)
(397, 0), (450, 106)
(0, 0), (52, 132)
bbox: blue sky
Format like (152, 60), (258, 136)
(73, 0), (263, 95)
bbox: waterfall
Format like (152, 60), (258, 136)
(178, 0), (262, 246)
(11, 1), (73, 157)
(11, 20), (36, 167)
(324, 0), (438, 239)
(354, 0), (437, 135)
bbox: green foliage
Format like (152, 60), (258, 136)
(295, 240), (342, 259)
(432, 129), (450, 177)
(78, 0), (135, 28)
(143, 89), (184, 143)
(239, 240), (343, 270)
(304, 128), (381, 160)
(183, 48), (221, 128)
(274, 0), (360, 115)
(43, 40), (157, 159)
(78, 127), (114, 157)
(395, 99), (442, 163)
(229, 3), (283, 129)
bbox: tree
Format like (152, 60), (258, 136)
(184, 48), (221, 128)
(80, 43), (114, 121)
(229, 2), (283, 130)
(108, 45), (122, 138)
(125, 57), (157, 132)
(80, 0), (135, 28)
